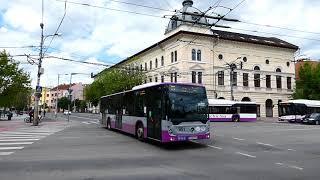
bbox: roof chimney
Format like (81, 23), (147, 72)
(182, 0), (193, 7)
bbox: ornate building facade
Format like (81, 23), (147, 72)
(97, 0), (298, 118)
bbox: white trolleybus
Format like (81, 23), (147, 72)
(208, 99), (257, 122)
(278, 99), (320, 123)
(100, 83), (210, 143)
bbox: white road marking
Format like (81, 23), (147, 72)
(287, 149), (296, 151)
(72, 115), (99, 121)
(0, 142), (33, 145)
(275, 163), (303, 171)
(257, 142), (274, 147)
(0, 139), (40, 142)
(0, 132), (51, 135)
(0, 152), (14, 156)
(81, 122), (91, 125)
(289, 165), (304, 171)
(207, 145), (223, 150)
(236, 152), (256, 158)
(232, 137), (245, 141)
(0, 135), (45, 138)
(0, 146), (24, 150)
(90, 121), (99, 124)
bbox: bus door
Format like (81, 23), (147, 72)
(147, 87), (162, 140)
(115, 109), (123, 129)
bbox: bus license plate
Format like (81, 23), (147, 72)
(188, 136), (198, 140)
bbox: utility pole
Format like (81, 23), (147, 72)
(55, 74), (68, 118)
(33, 22), (44, 126)
(68, 74), (73, 122)
(229, 63), (237, 101)
(225, 57), (242, 101)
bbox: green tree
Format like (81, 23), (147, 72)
(58, 97), (71, 111)
(85, 69), (145, 106)
(0, 50), (31, 108)
(293, 62), (320, 100)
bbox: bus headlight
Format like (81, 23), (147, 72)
(200, 126), (206, 132)
(195, 126), (201, 132)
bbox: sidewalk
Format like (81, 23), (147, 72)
(0, 114), (69, 133)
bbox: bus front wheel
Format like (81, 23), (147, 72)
(232, 116), (240, 122)
(136, 123), (144, 141)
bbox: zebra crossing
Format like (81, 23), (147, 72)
(81, 120), (100, 125)
(0, 125), (67, 156)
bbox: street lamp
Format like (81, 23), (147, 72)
(67, 73), (91, 122)
(33, 25), (62, 126)
(55, 73), (68, 118)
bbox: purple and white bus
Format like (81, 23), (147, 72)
(100, 83), (210, 143)
(208, 99), (257, 122)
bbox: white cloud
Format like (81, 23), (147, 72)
(1, 0), (320, 89)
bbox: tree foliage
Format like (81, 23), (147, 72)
(293, 62), (320, 100)
(85, 69), (145, 106)
(0, 50), (31, 108)
(58, 97), (71, 110)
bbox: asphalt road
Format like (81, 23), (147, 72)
(0, 113), (320, 180)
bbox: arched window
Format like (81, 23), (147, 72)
(254, 66), (260, 87)
(197, 50), (201, 61)
(276, 68), (282, 89)
(192, 49), (196, 61)
(242, 97), (251, 102)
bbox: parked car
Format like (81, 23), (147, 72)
(64, 111), (72, 115)
(302, 113), (320, 125)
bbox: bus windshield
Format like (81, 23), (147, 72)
(168, 85), (208, 124)
(279, 103), (296, 116)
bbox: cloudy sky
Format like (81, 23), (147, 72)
(0, 0), (319, 88)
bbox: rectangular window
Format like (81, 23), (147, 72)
(149, 78), (152, 82)
(155, 76), (158, 82)
(174, 51), (177, 62)
(192, 71), (196, 83)
(198, 72), (202, 84)
(155, 58), (158, 68)
(266, 75), (271, 88)
(170, 73), (173, 82)
(287, 77), (292, 90)
(276, 76), (282, 89)
(171, 52), (174, 63)
(145, 62), (147, 71)
(47, 94), (49, 97)
(243, 73), (248, 87)
(161, 75), (164, 83)
(231, 72), (237, 86)
(254, 74), (260, 87)
(150, 61), (152, 70)
(140, 64), (143, 71)
(161, 56), (164, 66)
(174, 72), (177, 82)
(218, 71), (224, 86)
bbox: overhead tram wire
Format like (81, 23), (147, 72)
(0, 45), (40, 49)
(229, 27), (320, 42)
(57, 0), (164, 18)
(237, 21), (320, 35)
(43, 0), (67, 56)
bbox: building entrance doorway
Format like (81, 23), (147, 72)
(265, 99), (273, 117)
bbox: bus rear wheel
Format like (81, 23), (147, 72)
(136, 123), (144, 141)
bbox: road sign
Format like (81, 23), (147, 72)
(36, 86), (42, 93)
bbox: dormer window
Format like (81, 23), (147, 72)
(171, 20), (177, 29)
